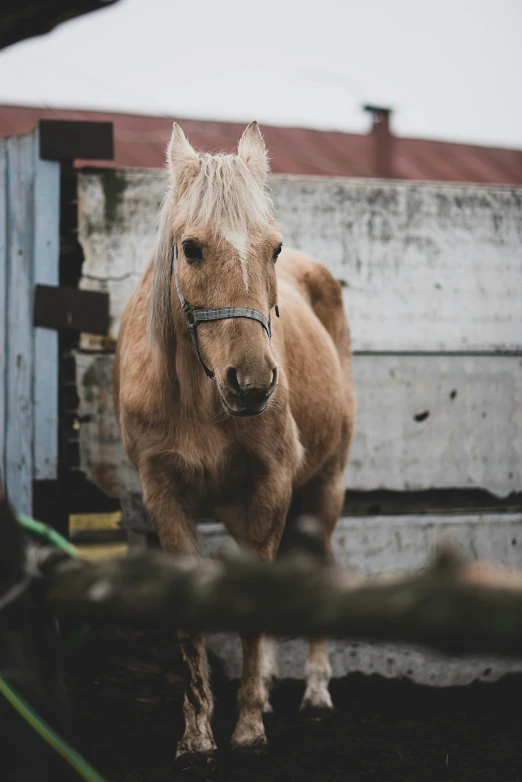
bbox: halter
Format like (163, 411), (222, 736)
(172, 243), (279, 380)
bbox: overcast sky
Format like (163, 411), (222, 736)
(1, 0), (521, 148)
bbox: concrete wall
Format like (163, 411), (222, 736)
(75, 169), (522, 685)
(78, 172), (522, 354)
(77, 171), (522, 498)
(76, 351), (522, 499)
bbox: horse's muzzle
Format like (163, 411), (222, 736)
(222, 366), (278, 416)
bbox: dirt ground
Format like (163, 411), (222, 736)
(64, 626), (522, 782)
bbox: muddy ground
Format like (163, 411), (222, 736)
(63, 627), (522, 782)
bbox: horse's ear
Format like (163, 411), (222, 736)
(167, 123), (200, 187)
(238, 121), (269, 183)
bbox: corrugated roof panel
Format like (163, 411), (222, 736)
(1, 104), (521, 184)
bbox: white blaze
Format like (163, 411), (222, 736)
(223, 228), (249, 291)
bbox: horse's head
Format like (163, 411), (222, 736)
(152, 122), (282, 417)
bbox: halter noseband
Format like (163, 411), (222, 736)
(172, 243), (278, 380)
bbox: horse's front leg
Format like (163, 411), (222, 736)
(176, 629), (215, 763)
(231, 482), (290, 751)
(139, 464), (216, 763)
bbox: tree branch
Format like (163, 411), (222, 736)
(39, 545), (522, 658)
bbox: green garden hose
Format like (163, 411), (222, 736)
(17, 513), (80, 558)
(0, 674), (105, 782)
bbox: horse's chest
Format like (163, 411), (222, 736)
(170, 419), (226, 470)
(170, 452), (249, 522)
(170, 422), (249, 498)
(200, 448), (251, 500)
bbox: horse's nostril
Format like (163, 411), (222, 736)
(226, 366), (277, 402)
(226, 367), (240, 394)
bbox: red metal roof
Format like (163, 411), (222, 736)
(1, 103), (521, 185)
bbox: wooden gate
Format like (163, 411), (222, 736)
(0, 129), (60, 517)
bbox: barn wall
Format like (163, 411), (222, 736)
(0, 131), (60, 516)
(76, 171), (522, 499)
(78, 171), (522, 354)
(76, 351), (522, 499)
(75, 169), (522, 685)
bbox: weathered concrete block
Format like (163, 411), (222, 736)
(76, 352), (522, 497)
(77, 171), (522, 353)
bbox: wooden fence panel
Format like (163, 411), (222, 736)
(0, 130), (60, 515)
(0, 139), (6, 485)
(5, 133), (35, 515)
(33, 153), (60, 482)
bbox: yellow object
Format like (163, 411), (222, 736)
(69, 511), (122, 532)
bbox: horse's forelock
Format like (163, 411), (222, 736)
(177, 153), (273, 236)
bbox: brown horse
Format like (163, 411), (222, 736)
(114, 121), (355, 760)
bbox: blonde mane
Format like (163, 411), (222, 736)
(149, 148), (274, 353)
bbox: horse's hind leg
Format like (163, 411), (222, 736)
(140, 465), (216, 762)
(297, 462), (346, 713)
(302, 639), (333, 712)
(261, 636), (279, 713)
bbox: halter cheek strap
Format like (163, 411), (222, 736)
(172, 244), (278, 380)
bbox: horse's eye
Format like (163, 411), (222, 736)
(183, 239), (203, 262)
(273, 243), (282, 261)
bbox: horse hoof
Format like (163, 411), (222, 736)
(231, 736), (268, 756)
